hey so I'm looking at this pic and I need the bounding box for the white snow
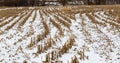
[0,7,120,63]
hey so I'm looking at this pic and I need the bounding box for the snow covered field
[0,5,120,63]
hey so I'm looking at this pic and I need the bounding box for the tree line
[0,0,120,6]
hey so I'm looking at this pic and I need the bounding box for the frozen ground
[0,6,120,63]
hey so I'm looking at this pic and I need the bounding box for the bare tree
[60,0,67,6]
[41,0,45,6]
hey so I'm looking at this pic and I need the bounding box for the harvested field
[0,5,120,63]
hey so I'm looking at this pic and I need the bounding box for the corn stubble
[0,5,120,63]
